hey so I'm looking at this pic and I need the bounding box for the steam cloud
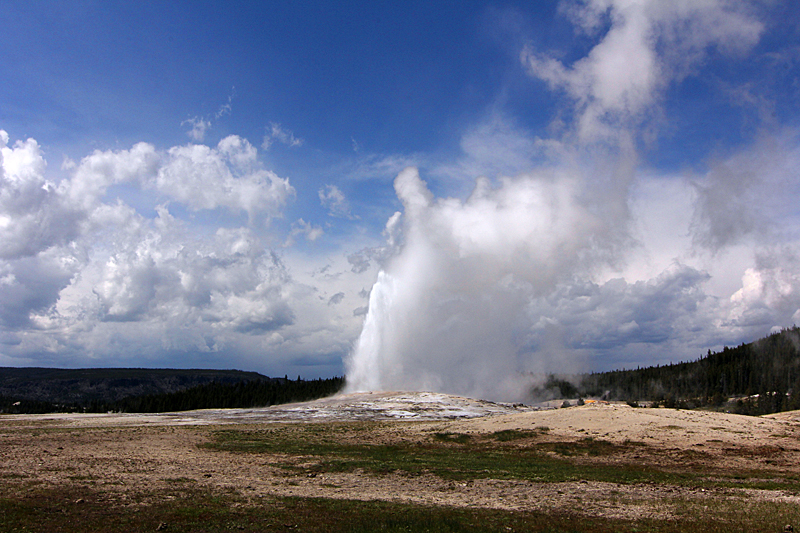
[345,0,768,401]
[345,166,618,400]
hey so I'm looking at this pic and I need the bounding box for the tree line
[557,327,800,415]
[0,375,345,414]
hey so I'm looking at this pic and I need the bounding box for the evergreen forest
[0,375,344,415]
[103,375,345,413]
[541,327,800,415]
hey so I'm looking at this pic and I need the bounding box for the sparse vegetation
[433,431,472,444]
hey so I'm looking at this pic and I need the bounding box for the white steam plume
[345,166,616,401]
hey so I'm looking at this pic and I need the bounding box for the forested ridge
[99,375,345,413]
[0,368,266,404]
[548,327,800,415]
[0,369,344,414]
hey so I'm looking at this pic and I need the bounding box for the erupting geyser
[345,166,614,402]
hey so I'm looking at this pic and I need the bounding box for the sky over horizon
[2,1,800,388]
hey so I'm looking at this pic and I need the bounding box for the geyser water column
[345,166,604,401]
[344,270,400,392]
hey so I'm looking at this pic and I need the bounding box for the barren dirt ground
[2,392,800,524]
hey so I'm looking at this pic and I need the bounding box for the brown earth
[1,392,799,523]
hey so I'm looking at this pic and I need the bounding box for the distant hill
[0,367,268,405]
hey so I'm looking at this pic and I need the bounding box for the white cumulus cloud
[521,0,763,142]
[155,136,294,219]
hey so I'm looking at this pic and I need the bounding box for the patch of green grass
[432,431,471,444]
[707,471,800,493]
[204,426,682,485]
[541,437,621,457]
[491,428,548,441]
[668,496,800,532]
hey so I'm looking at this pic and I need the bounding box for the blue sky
[2,1,800,396]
